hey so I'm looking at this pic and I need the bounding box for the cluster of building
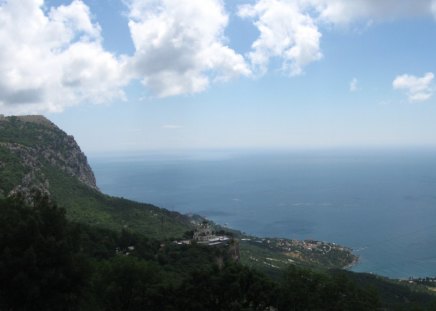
[274,239,333,253]
[174,221,231,246]
[243,237,341,255]
[406,277,436,286]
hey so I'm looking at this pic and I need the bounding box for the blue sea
[89,149,436,279]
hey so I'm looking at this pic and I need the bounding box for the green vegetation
[0,195,88,310]
[2,197,436,310]
[0,116,195,239]
[333,270,436,311]
[0,196,386,310]
[43,165,193,239]
[0,147,27,194]
[0,116,63,149]
[2,115,436,310]
[240,238,357,274]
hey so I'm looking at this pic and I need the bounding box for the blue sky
[1,0,436,153]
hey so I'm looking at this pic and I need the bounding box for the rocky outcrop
[0,115,98,200]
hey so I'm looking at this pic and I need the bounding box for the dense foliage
[1,117,436,310]
[0,195,88,310]
[0,147,26,195]
[0,116,195,239]
[43,165,193,239]
[2,196,433,310]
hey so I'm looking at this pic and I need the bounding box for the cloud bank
[393,72,434,102]
[238,0,322,76]
[126,0,250,97]
[0,0,251,113]
[0,0,127,114]
[1,0,436,114]
[238,0,436,75]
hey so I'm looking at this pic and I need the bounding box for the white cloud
[0,0,250,113]
[303,0,436,25]
[349,78,358,92]
[0,0,127,114]
[238,0,436,76]
[3,0,436,115]
[238,0,322,76]
[126,0,250,97]
[393,72,434,102]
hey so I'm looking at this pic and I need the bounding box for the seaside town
[240,236,358,270]
[173,221,233,247]
[172,220,357,270]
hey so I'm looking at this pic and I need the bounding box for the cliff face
[0,115,98,200]
[0,115,195,238]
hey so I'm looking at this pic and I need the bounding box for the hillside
[0,115,359,269]
[0,115,194,238]
[1,115,436,309]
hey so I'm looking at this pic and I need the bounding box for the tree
[91,256,163,311]
[0,196,88,310]
[278,266,380,311]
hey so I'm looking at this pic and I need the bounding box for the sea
[89,149,436,279]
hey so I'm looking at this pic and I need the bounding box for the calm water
[90,149,436,279]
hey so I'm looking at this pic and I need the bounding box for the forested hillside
[1,115,436,310]
[0,115,194,238]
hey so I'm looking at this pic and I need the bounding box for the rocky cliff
[0,115,98,200]
[0,115,194,238]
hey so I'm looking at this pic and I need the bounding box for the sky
[1,0,436,154]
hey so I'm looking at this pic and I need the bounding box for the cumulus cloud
[238,0,436,76]
[238,0,322,76]
[393,72,434,102]
[3,0,436,114]
[0,0,127,114]
[126,0,250,97]
[1,0,251,113]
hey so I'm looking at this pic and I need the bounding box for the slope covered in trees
[1,115,436,310]
[0,115,195,238]
[0,196,387,311]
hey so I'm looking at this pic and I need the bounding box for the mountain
[0,115,97,195]
[0,115,194,238]
[1,115,436,309]
[0,115,358,269]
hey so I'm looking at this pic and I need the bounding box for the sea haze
[90,149,436,279]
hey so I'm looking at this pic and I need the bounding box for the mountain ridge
[0,115,195,238]
[0,115,97,195]
[0,116,360,269]
[1,115,435,310]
